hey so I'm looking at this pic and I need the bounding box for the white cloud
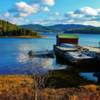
[75,7,98,16]
[18,13,28,17]
[31,18,74,26]
[3,12,10,17]
[8,1,55,17]
[64,7,100,26]
[2,3,100,26]
[10,1,39,17]
[65,12,83,18]
[42,0,55,6]
[55,12,60,16]
[43,6,50,12]
[0,0,55,25]
[0,12,12,22]
[65,7,100,19]
[8,17,30,25]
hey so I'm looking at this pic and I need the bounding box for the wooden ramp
[28,50,54,58]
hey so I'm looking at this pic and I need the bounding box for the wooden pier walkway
[81,46,100,60]
[82,46,100,53]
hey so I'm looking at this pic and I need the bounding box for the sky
[0,0,100,26]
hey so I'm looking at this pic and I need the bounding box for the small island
[0,20,41,38]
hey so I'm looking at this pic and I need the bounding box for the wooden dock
[53,33,100,70]
[81,46,100,60]
[28,50,54,58]
[54,44,96,65]
[82,46,100,53]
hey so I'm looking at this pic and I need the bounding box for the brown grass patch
[0,75,99,100]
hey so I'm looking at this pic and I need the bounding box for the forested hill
[64,27,100,34]
[20,24,100,34]
[0,20,38,37]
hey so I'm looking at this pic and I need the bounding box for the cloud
[31,18,73,26]
[64,7,100,26]
[65,7,100,19]
[65,12,83,18]
[8,0,55,17]
[43,6,50,12]
[0,0,56,25]
[2,3,100,26]
[55,12,60,16]
[8,17,31,25]
[74,7,98,16]
[0,12,11,22]
[3,12,10,17]
[9,1,39,17]
[42,0,55,6]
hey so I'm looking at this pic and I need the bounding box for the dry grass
[0,75,99,100]
[0,75,33,92]
[80,84,97,92]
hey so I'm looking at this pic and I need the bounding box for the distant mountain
[20,24,48,32]
[20,24,98,33]
[64,27,100,34]
[46,24,94,32]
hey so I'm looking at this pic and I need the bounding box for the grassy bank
[0,75,33,91]
[0,66,99,99]
[0,74,99,100]
[0,67,97,90]
[0,35,48,38]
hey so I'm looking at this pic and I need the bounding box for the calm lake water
[0,33,100,81]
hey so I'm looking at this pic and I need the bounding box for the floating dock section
[54,34,97,65]
[28,50,54,58]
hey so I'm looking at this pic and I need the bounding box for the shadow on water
[77,60,100,83]
[56,56,100,83]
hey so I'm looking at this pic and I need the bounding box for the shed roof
[58,34,79,39]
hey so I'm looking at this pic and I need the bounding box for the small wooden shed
[56,34,79,45]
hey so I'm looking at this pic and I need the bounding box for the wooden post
[99,42,100,53]
[56,34,59,45]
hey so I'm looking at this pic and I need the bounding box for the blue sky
[0,0,100,26]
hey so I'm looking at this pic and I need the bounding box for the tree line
[65,27,100,34]
[0,20,38,36]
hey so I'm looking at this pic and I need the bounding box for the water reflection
[16,50,67,74]
[29,58,67,70]
[18,43,34,53]
[17,44,32,64]
[80,73,98,82]
[16,43,67,71]
[17,53,29,63]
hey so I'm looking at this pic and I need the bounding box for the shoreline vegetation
[0,20,43,38]
[0,35,47,38]
[0,73,99,100]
